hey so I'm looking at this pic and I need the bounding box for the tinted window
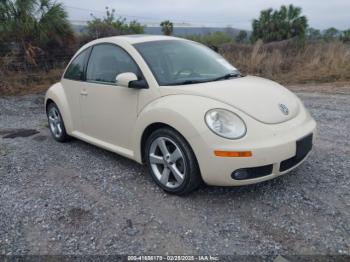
[86,44,140,84]
[64,48,89,80]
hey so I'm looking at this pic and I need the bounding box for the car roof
[92,34,182,45]
[75,35,190,58]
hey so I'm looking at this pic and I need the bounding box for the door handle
[80,90,88,96]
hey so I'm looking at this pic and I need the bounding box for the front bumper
[189,107,317,186]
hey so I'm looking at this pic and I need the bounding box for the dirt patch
[1,128,39,138]
[32,135,48,142]
[66,208,93,227]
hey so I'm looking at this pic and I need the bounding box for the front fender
[45,83,73,134]
[131,94,237,163]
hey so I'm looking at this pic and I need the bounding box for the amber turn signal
[214,150,252,157]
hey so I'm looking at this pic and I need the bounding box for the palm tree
[251,5,308,43]
[0,0,74,64]
[160,20,173,36]
[284,5,308,39]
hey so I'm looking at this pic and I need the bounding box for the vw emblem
[278,103,289,115]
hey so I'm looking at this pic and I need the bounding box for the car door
[80,43,142,155]
[61,47,91,132]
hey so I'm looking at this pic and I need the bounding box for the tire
[145,127,202,195]
[46,102,70,142]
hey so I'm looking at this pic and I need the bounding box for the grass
[0,67,63,96]
[221,39,350,84]
[1,40,350,96]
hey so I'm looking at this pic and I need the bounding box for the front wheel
[145,128,202,195]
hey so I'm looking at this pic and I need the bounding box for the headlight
[205,109,246,139]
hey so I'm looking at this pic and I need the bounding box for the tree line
[1,0,349,66]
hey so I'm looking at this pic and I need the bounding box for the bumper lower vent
[280,133,313,172]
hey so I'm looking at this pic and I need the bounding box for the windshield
[133,40,241,86]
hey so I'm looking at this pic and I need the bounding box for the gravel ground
[0,88,349,256]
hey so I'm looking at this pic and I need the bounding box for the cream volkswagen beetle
[45,35,316,194]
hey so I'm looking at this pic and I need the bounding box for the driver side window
[86,44,140,84]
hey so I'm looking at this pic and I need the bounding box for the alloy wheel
[149,137,186,189]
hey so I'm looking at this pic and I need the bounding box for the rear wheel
[47,102,70,142]
[145,128,202,195]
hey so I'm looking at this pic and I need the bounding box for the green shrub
[86,7,145,39]
[184,31,234,48]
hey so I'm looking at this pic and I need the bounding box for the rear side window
[64,48,89,80]
[86,44,140,84]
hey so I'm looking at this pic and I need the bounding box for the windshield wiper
[167,72,242,86]
[167,79,207,86]
[212,72,241,81]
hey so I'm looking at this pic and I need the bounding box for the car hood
[160,75,300,124]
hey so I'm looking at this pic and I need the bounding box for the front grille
[280,133,313,172]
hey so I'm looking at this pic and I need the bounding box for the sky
[61,0,350,30]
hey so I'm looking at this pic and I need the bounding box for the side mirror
[115,72,148,89]
[115,72,138,87]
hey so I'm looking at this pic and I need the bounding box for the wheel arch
[140,122,178,163]
[132,95,217,165]
[133,110,202,164]
[45,82,73,134]
[45,98,55,111]
[139,121,203,183]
